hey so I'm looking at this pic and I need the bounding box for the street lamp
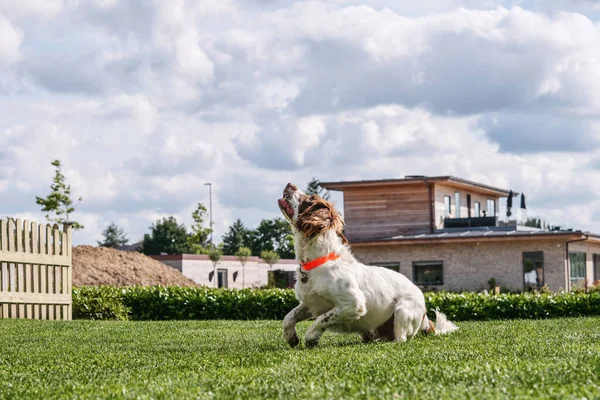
[204,182,213,248]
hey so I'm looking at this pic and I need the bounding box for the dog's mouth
[278,197,294,219]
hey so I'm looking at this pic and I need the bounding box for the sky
[2,0,600,246]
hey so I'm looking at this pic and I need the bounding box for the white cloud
[1,0,600,246]
[0,15,23,64]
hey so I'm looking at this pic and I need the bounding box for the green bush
[72,286,600,321]
[72,286,130,321]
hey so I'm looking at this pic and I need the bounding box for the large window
[569,252,586,289]
[454,192,461,218]
[444,196,451,218]
[523,251,544,290]
[474,201,481,217]
[487,199,496,217]
[595,254,600,282]
[413,261,443,285]
[370,262,400,273]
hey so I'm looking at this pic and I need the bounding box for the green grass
[1,318,599,399]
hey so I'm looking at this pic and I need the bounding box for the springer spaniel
[278,182,458,348]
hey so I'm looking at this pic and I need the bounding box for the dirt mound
[72,245,197,287]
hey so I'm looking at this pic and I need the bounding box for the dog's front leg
[305,300,366,348]
[283,302,312,347]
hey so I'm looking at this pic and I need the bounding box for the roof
[350,229,600,246]
[320,175,516,197]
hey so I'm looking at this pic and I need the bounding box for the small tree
[98,223,129,248]
[222,219,249,255]
[209,246,223,288]
[306,177,330,200]
[236,246,252,289]
[35,159,84,230]
[187,202,212,254]
[260,250,280,268]
[142,216,191,255]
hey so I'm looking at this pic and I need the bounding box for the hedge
[72,286,600,321]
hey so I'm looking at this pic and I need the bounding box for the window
[474,201,481,217]
[569,252,586,289]
[467,194,472,218]
[444,196,451,218]
[523,251,544,290]
[370,262,400,272]
[486,199,496,217]
[454,192,461,218]
[413,261,443,285]
[595,254,600,282]
[217,269,228,288]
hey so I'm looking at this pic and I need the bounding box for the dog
[278,182,458,348]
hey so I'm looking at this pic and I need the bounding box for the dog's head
[278,182,348,244]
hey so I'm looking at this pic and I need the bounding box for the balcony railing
[443,216,498,229]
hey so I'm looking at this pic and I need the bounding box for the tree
[187,203,212,254]
[35,159,84,230]
[306,177,330,200]
[236,246,252,289]
[97,223,129,248]
[209,246,223,288]
[260,250,280,270]
[247,218,295,259]
[222,219,250,255]
[142,216,191,255]
[261,249,281,288]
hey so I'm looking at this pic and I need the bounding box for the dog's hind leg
[283,302,312,348]
[393,303,421,343]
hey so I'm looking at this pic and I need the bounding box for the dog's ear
[296,196,346,242]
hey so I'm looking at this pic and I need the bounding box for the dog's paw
[286,333,300,348]
[305,338,319,348]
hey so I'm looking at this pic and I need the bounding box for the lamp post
[204,182,213,248]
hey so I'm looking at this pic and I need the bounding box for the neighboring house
[150,254,297,289]
[321,175,600,292]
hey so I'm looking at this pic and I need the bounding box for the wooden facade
[342,183,433,241]
[0,218,72,320]
[323,176,511,242]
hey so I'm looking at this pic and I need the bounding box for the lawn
[0,317,599,399]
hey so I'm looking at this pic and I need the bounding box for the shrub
[72,286,600,321]
[72,286,130,320]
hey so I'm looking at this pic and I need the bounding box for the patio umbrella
[520,193,527,209]
[506,190,513,217]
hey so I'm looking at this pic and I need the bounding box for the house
[321,175,600,292]
[151,254,298,289]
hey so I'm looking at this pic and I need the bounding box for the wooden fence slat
[31,222,40,319]
[39,224,48,319]
[23,221,32,318]
[65,224,72,320]
[0,220,6,318]
[61,230,68,319]
[16,220,25,318]
[52,226,60,319]
[8,219,17,318]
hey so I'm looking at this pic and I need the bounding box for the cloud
[2,1,600,246]
[0,15,23,64]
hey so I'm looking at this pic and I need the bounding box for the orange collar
[301,252,340,271]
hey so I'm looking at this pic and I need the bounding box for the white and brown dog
[278,182,458,348]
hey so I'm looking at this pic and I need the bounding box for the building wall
[342,184,431,241]
[153,255,298,289]
[353,238,568,292]
[567,241,600,289]
[434,184,500,229]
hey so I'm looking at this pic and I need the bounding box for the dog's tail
[421,309,459,335]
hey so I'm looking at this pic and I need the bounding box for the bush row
[72,286,600,321]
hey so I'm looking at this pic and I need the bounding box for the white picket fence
[0,218,72,320]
